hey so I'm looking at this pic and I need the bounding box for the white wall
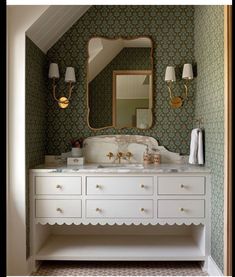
[7,6,49,275]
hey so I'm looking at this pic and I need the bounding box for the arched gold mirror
[87,37,153,130]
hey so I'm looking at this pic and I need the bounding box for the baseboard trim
[207,256,223,276]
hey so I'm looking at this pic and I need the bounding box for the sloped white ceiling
[26,5,91,53]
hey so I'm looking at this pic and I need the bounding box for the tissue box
[67,157,85,165]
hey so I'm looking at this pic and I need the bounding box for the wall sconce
[48,63,76,109]
[165,63,193,108]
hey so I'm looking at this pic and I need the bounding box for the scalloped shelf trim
[35,219,205,226]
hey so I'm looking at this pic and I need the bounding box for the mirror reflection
[87,37,153,129]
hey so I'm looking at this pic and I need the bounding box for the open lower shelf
[36,235,205,261]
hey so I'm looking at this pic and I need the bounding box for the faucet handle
[125,152,133,160]
[117,152,123,157]
[106,152,114,160]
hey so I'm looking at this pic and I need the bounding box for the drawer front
[36,199,82,218]
[86,177,153,195]
[35,176,82,195]
[86,200,153,218]
[158,200,205,218]
[158,176,205,195]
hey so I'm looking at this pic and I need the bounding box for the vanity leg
[201,258,208,273]
[31,259,41,273]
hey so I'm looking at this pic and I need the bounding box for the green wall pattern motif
[26,37,48,257]
[194,6,224,272]
[89,47,151,128]
[46,5,195,155]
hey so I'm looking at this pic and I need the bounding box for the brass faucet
[125,152,133,160]
[116,152,124,164]
[106,151,133,164]
[106,152,114,160]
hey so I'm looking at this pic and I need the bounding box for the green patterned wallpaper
[194,6,224,272]
[89,47,151,128]
[46,5,195,155]
[25,37,48,257]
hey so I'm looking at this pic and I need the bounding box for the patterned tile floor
[31,261,208,276]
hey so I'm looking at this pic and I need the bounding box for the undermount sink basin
[97,163,144,169]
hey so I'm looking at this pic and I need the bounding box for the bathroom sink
[97,163,144,169]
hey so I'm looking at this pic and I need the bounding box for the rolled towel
[198,129,204,165]
[189,128,199,164]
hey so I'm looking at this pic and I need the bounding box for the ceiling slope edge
[26,5,91,54]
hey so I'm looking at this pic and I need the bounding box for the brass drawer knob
[56,185,62,189]
[96,184,101,189]
[141,184,145,188]
[140,208,145,212]
[179,207,184,212]
[96,208,101,212]
[180,184,184,188]
[56,208,63,213]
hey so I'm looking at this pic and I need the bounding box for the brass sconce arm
[166,81,174,100]
[182,80,189,100]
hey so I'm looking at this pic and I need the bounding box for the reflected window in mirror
[113,71,152,129]
[87,37,153,130]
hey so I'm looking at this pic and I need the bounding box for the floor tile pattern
[32,261,208,276]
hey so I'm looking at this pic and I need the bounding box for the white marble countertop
[30,163,211,174]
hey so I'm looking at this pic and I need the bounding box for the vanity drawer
[158,200,204,218]
[35,199,82,218]
[158,177,205,195]
[86,176,153,195]
[86,200,153,218]
[35,176,82,195]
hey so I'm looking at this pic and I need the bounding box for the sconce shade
[165,66,176,82]
[65,67,76,83]
[48,63,59,79]
[182,63,193,79]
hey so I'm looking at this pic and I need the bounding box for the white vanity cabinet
[30,168,211,272]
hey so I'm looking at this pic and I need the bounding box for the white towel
[189,128,204,165]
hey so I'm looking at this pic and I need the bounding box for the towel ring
[195,118,203,128]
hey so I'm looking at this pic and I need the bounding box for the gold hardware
[96,184,101,189]
[96,208,101,212]
[140,208,145,212]
[180,184,184,188]
[56,208,63,213]
[179,208,184,212]
[56,185,62,189]
[141,184,145,188]
[116,152,123,164]
[169,95,183,109]
[125,152,133,160]
[52,78,74,109]
[106,152,114,160]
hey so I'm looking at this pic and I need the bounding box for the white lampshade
[65,67,76,83]
[48,63,59,79]
[165,66,176,82]
[182,63,193,79]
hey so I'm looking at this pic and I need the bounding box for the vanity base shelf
[36,235,205,261]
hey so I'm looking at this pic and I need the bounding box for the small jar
[153,151,161,165]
